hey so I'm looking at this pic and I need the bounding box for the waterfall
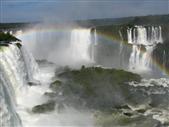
[94,28,97,46]
[127,26,163,71]
[0,43,40,127]
[17,28,95,65]
[119,30,124,55]
[70,29,92,62]
[20,45,39,82]
[91,28,97,62]
[119,30,124,67]
[163,50,166,74]
[0,73,21,127]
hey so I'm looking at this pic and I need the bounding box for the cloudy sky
[0,0,169,23]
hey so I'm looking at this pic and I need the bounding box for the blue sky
[0,0,169,23]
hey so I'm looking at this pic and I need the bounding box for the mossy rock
[15,43,22,49]
[32,101,55,114]
[57,66,141,110]
[50,80,62,91]
[44,92,58,98]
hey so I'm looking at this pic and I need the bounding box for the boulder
[32,101,55,114]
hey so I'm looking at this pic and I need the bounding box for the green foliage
[50,80,62,91]
[0,32,21,42]
[57,67,141,110]
[128,14,169,25]
[0,23,28,30]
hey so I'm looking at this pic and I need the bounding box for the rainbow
[15,27,169,77]
[98,31,169,77]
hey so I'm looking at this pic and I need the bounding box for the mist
[15,24,95,68]
[1,0,169,126]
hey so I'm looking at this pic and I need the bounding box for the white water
[16,28,95,67]
[119,30,124,55]
[0,43,94,127]
[16,51,95,127]
[129,78,169,124]
[0,73,21,127]
[69,29,92,62]
[13,28,97,126]
[163,50,167,75]
[4,26,168,126]
[127,26,163,72]
[91,28,97,62]
[20,45,39,82]
[93,28,97,46]
[0,43,39,127]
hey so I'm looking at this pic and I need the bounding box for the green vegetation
[55,66,141,110]
[0,23,33,31]
[0,32,21,42]
[77,14,169,27]
[127,14,169,26]
[50,80,62,91]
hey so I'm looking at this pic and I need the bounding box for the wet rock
[50,80,62,91]
[36,59,55,65]
[32,101,55,114]
[28,80,41,86]
[136,109,146,114]
[115,105,131,110]
[123,112,133,117]
[15,43,22,49]
[44,92,58,98]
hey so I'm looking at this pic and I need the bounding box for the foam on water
[129,78,169,88]
[129,77,169,125]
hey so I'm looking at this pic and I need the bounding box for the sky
[0,0,169,23]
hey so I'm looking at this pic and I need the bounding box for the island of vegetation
[31,66,169,126]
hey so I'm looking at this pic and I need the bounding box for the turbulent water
[2,28,96,127]
[0,43,39,127]
[127,26,163,72]
[1,26,169,127]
